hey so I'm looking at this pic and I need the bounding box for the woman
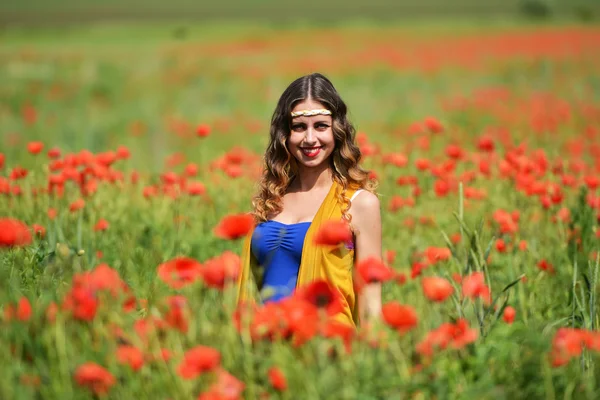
[236,73,382,327]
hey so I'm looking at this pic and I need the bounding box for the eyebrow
[291,120,331,126]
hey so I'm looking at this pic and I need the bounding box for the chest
[269,189,330,224]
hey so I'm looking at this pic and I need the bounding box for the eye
[291,124,306,132]
[315,123,330,130]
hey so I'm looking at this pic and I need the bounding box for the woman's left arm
[350,191,383,323]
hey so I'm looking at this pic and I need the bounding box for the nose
[303,126,317,145]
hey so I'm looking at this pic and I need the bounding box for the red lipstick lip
[300,146,322,149]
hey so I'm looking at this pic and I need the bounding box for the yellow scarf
[236,180,360,327]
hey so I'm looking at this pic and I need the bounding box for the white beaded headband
[290,109,332,118]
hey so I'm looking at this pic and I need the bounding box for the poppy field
[1,22,600,399]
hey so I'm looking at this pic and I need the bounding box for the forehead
[291,99,332,122]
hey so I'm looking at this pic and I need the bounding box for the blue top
[251,220,311,303]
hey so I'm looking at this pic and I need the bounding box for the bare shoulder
[349,190,381,222]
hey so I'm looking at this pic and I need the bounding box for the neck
[292,163,334,192]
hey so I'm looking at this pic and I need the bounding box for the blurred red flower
[32,224,46,238]
[201,251,240,290]
[116,145,130,160]
[382,301,418,333]
[503,306,516,324]
[178,345,221,379]
[196,123,211,138]
[297,280,343,317]
[199,368,245,400]
[187,181,206,196]
[356,256,394,284]
[116,345,144,371]
[164,295,189,333]
[47,147,61,159]
[422,277,454,302]
[537,259,555,274]
[9,166,28,181]
[74,362,115,395]
[17,297,32,321]
[424,247,451,265]
[461,272,491,304]
[416,318,478,357]
[424,116,444,133]
[313,220,352,246]
[550,328,600,367]
[69,198,85,213]
[214,213,254,240]
[157,257,203,289]
[27,141,44,155]
[94,219,109,232]
[0,218,32,248]
[268,366,288,391]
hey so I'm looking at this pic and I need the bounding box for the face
[287,98,335,170]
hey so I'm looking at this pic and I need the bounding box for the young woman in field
[236,73,382,327]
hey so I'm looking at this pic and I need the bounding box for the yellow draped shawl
[236,180,360,327]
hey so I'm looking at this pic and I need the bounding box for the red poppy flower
[433,179,451,197]
[549,328,596,367]
[296,280,343,317]
[93,219,109,232]
[424,247,451,265]
[445,144,464,160]
[461,272,491,304]
[0,153,4,169]
[225,164,243,178]
[415,158,430,171]
[27,141,44,155]
[17,297,32,321]
[9,166,28,181]
[477,135,495,152]
[116,345,144,371]
[163,295,189,333]
[356,256,394,284]
[424,116,444,133]
[196,124,211,138]
[279,296,319,344]
[74,362,115,395]
[416,318,478,357]
[321,318,356,353]
[503,306,516,324]
[201,251,240,290]
[381,301,418,333]
[537,259,555,274]
[69,198,85,213]
[214,213,254,240]
[313,220,352,246]
[187,181,206,196]
[116,145,130,160]
[157,257,203,289]
[199,368,245,400]
[47,147,61,159]
[31,224,45,238]
[0,218,32,247]
[178,345,221,379]
[422,277,454,302]
[268,366,288,391]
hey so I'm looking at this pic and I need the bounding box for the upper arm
[349,191,382,263]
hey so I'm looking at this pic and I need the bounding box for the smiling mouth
[300,146,322,157]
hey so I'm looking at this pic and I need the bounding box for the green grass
[0,20,599,399]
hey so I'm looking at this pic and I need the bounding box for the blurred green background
[1,0,598,25]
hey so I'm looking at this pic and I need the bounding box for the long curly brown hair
[251,73,378,227]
